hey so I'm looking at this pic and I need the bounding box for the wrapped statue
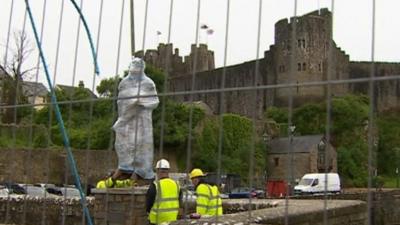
[108,57,159,186]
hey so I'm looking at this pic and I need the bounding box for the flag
[156,31,162,35]
[200,24,208,29]
[207,29,214,35]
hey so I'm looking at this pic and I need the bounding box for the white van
[294,173,341,195]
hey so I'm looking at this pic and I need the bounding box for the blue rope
[69,0,100,75]
[24,1,93,225]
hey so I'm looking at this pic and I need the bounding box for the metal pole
[396,168,399,188]
[130,0,135,56]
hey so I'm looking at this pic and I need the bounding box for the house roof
[56,83,97,98]
[269,134,324,154]
[22,81,49,97]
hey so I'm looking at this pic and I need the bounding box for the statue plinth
[92,186,149,225]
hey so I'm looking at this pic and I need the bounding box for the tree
[0,31,36,123]
[193,114,266,182]
[96,76,121,98]
[96,65,165,98]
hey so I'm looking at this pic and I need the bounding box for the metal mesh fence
[0,0,399,225]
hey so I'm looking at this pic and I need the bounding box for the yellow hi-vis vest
[196,183,223,216]
[96,178,134,189]
[149,178,180,224]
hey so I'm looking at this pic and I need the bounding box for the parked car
[182,190,197,202]
[22,185,58,198]
[0,186,9,197]
[228,187,258,199]
[0,182,26,195]
[34,183,63,196]
[59,187,82,199]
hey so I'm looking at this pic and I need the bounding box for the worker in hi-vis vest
[146,159,182,225]
[190,168,223,217]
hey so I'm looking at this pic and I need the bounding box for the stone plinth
[92,187,148,225]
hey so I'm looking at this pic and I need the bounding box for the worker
[96,178,134,189]
[96,170,134,188]
[146,159,181,225]
[190,168,223,217]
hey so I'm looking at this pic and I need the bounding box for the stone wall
[293,189,400,225]
[350,61,400,111]
[2,189,400,225]
[0,148,117,185]
[171,199,367,225]
[169,58,269,118]
[0,148,181,186]
[0,197,93,225]
[267,152,311,180]
[92,188,148,225]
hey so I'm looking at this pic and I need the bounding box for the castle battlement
[134,43,215,77]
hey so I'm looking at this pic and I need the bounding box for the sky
[0,0,399,93]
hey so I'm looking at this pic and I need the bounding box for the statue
[109,57,159,185]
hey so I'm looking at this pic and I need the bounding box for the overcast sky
[0,0,399,92]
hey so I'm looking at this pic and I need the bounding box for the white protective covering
[112,58,159,179]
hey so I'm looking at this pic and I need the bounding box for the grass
[382,176,400,188]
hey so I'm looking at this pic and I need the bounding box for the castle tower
[272,8,349,105]
[184,44,215,74]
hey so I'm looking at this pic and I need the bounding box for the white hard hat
[156,159,170,169]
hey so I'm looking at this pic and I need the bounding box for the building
[267,134,337,181]
[134,43,215,77]
[135,9,400,118]
[22,81,49,109]
[56,80,97,99]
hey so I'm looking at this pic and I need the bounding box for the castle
[137,9,400,118]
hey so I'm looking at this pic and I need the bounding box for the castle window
[302,63,306,71]
[297,63,301,71]
[274,157,280,167]
[279,65,285,73]
[298,39,306,48]
[318,63,322,71]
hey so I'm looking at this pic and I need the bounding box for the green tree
[377,112,400,176]
[153,100,205,148]
[96,76,121,98]
[95,64,165,98]
[293,103,325,135]
[193,114,266,182]
[265,106,288,123]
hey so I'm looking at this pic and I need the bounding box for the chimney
[78,80,84,88]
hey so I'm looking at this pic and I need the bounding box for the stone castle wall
[135,43,215,77]
[169,58,269,118]
[0,148,117,185]
[349,61,400,111]
[161,9,400,118]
